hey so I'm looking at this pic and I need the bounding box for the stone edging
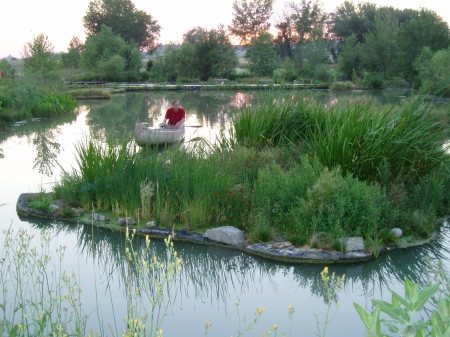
[16,193,432,265]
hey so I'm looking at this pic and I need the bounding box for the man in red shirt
[160,99,186,129]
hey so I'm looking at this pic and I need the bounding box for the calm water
[1,89,449,336]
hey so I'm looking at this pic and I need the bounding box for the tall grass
[233,96,450,184]
[309,99,449,183]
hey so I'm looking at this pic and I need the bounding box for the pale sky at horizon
[1,0,449,59]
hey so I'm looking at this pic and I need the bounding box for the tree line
[11,0,450,93]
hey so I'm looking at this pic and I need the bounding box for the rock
[270,241,293,249]
[391,228,403,238]
[92,213,110,222]
[49,204,59,212]
[339,237,365,252]
[146,221,156,227]
[118,217,136,226]
[71,207,84,217]
[204,226,245,245]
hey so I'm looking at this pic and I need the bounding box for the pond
[1,88,449,336]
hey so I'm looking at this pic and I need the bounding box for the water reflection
[0,112,77,175]
[21,214,450,309]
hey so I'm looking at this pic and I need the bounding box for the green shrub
[27,193,55,212]
[362,72,384,89]
[295,167,389,237]
[250,217,274,242]
[252,157,319,233]
[287,234,309,247]
[31,93,77,118]
[329,81,354,91]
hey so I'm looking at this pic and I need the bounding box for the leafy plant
[354,278,441,336]
[27,192,55,212]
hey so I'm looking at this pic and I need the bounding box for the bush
[295,167,390,237]
[362,72,384,89]
[252,157,320,233]
[329,81,354,91]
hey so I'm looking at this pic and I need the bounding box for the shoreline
[16,192,437,265]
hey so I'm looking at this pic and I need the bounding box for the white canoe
[135,123,185,146]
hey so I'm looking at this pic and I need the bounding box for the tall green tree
[336,34,363,80]
[246,32,278,76]
[288,0,326,67]
[300,27,331,80]
[415,47,450,96]
[331,1,377,42]
[183,25,238,81]
[61,36,83,68]
[21,33,59,79]
[229,0,274,44]
[361,14,399,76]
[396,9,450,81]
[80,25,141,81]
[149,44,196,82]
[83,0,161,53]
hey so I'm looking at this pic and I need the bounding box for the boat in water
[135,123,185,146]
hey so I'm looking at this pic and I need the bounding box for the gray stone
[270,241,293,249]
[204,226,245,245]
[391,228,403,238]
[146,221,156,227]
[339,237,365,252]
[92,213,110,222]
[118,217,136,226]
[71,207,84,217]
[49,204,59,212]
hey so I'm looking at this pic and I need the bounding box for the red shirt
[165,107,186,125]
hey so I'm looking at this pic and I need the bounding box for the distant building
[5,55,18,61]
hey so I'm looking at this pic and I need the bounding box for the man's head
[172,99,180,111]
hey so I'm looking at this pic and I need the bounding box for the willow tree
[228,0,274,44]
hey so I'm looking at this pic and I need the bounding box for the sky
[1,0,449,59]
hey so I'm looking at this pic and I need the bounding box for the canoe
[135,123,185,146]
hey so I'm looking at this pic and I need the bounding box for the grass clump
[27,192,55,212]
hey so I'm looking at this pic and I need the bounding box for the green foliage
[83,0,161,54]
[252,159,319,233]
[27,193,55,212]
[81,25,142,81]
[330,81,354,91]
[149,43,197,82]
[183,25,238,81]
[0,59,13,78]
[22,33,59,79]
[354,278,442,337]
[245,32,278,77]
[297,28,331,79]
[396,9,450,82]
[416,47,450,97]
[31,93,77,118]
[295,167,388,237]
[61,36,83,68]
[337,34,363,80]
[309,98,448,182]
[287,234,309,247]
[229,0,274,44]
[249,217,274,242]
[361,14,399,77]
